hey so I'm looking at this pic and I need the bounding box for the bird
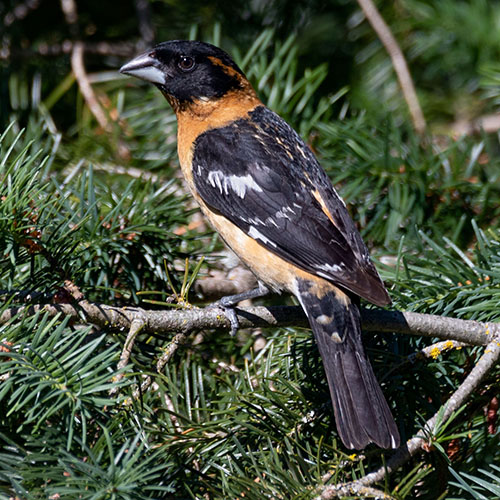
[120,40,400,450]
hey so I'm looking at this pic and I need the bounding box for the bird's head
[120,40,256,112]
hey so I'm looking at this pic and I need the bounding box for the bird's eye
[178,56,195,71]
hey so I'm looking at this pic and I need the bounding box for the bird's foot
[208,284,270,336]
[209,297,241,336]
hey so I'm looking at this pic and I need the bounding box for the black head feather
[120,40,247,105]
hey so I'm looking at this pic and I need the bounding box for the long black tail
[296,279,400,449]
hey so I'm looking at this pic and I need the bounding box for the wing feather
[192,106,390,306]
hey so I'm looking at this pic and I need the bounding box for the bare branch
[70,43,130,158]
[110,313,147,395]
[318,339,500,498]
[361,309,494,346]
[357,0,426,134]
[195,266,258,300]
[452,112,500,136]
[2,288,498,490]
[418,339,467,359]
[71,41,110,132]
[317,483,396,499]
[133,331,192,396]
[0,302,496,347]
[118,315,147,371]
[0,40,143,61]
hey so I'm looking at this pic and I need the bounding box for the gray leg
[213,283,270,335]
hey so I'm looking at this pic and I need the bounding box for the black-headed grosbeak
[120,40,400,450]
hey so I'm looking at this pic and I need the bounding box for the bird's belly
[176,154,322,294]
[197,202,317,294]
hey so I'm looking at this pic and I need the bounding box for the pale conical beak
[119,51,166,86]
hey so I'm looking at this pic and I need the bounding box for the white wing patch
[265,217,279,227]
[318,263,343,273]
[248,226,277,247]
[316,263,345,280]
[206,170,263,198]
[246,216,279,228]
[229,174,263,198]
[275,206,296,219]
[207,169,225,193]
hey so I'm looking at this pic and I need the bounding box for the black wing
[192,105,390,306]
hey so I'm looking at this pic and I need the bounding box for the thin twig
[0,40,143,61]
[133,331,191,396]
[71,41,110,132]
[157,332,191,370]
[318,339,500,498]
[318,483,397,499]
[110,314,147,395]
[418,339,467,359]
[452,113,500,136]
[381,339,467,383]
[357,0,426,134]
[70,42,130,158]
[118,315,147,370]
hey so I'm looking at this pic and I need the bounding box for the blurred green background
[1,1,500,498]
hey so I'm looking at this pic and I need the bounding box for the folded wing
[191,105,390,306]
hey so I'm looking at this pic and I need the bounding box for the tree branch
[0,40,143,61]
[357,0,426,134]
[317,338,500,498]
[318,483,397,499]
[360,309,494,346]
[2,290,499,491]
[452,112,500,136]
[0,301,496,346]
[71,41,110,132]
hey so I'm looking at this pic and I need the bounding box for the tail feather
[296,279,400,450]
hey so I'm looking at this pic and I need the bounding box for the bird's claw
[207,284,270,336]
[210,299,240,336]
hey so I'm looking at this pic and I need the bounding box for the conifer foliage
[1,1,500,498]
